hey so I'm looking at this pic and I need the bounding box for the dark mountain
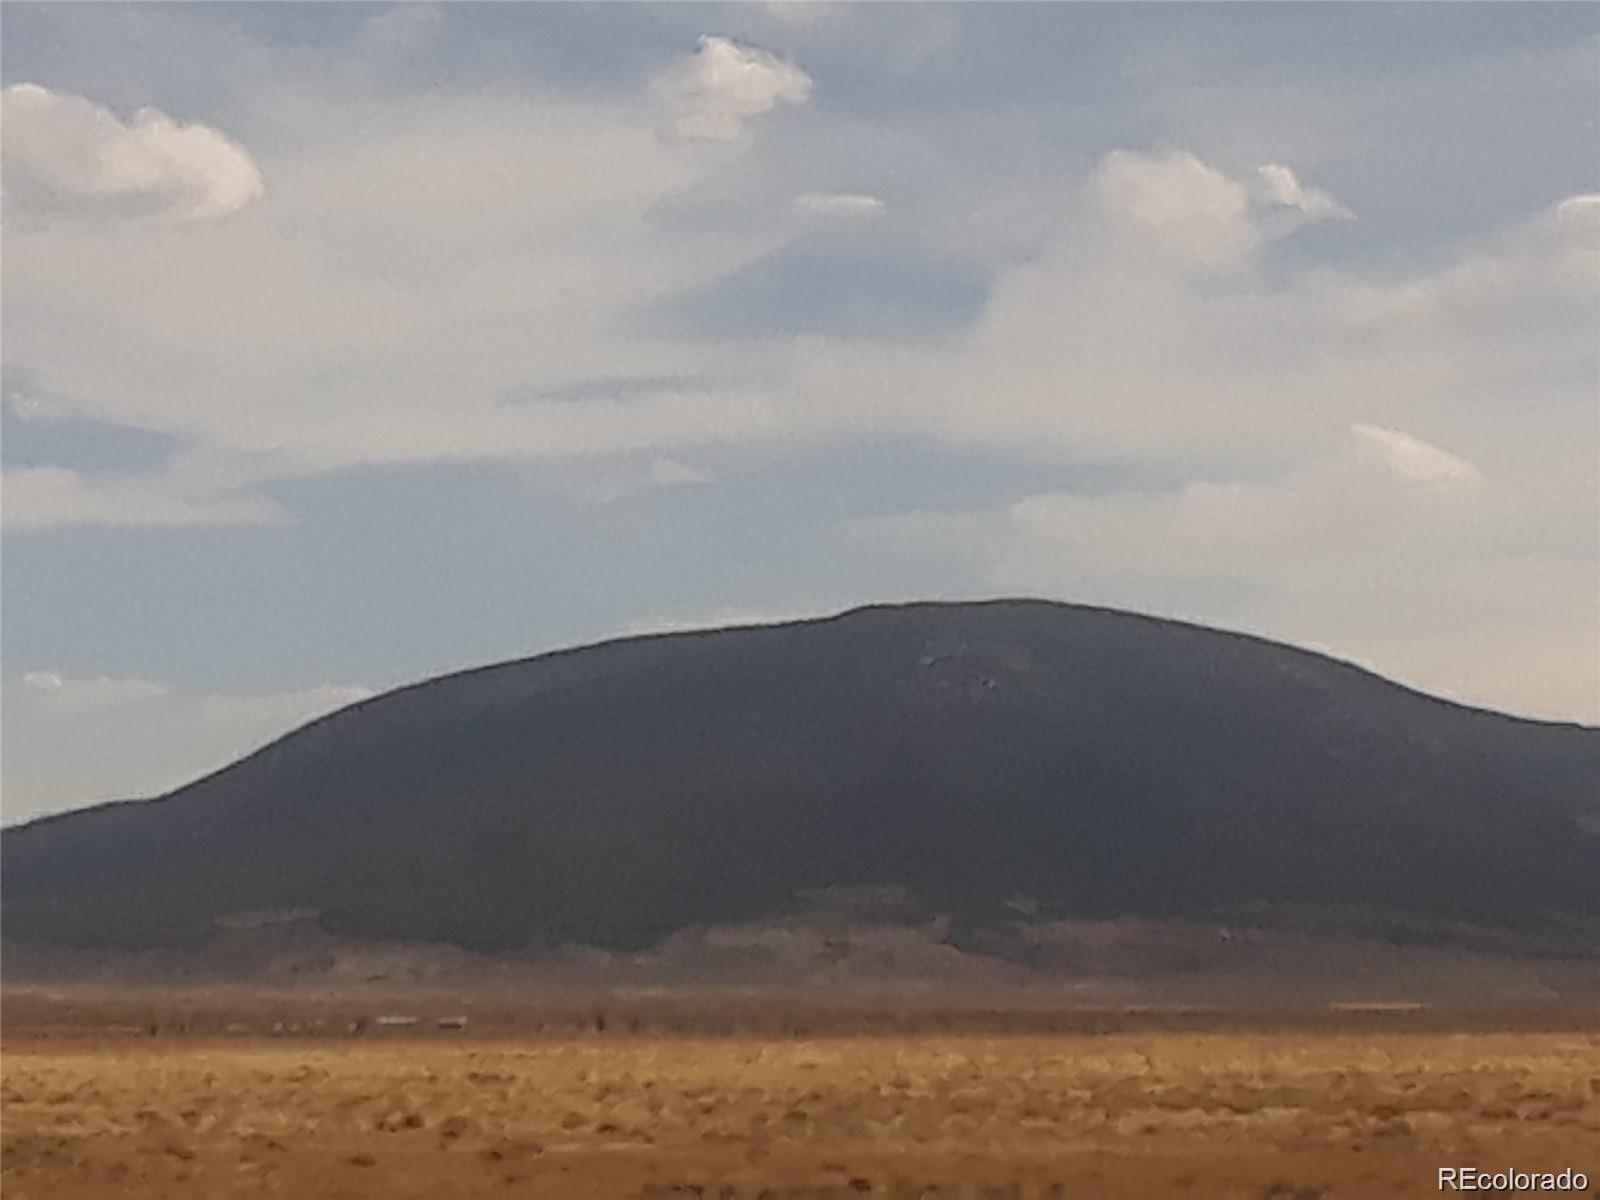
[4,601,1597,956]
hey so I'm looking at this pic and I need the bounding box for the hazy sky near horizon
[3,3,1597,822]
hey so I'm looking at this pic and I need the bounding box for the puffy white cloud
[764,148,1591,486]
[1092,149,1258,269]
[1,83,263,221]
[1,466,288,531]
[1,75,810,487]
[1090,150,1352,270]
[1252,163,1354,222]
[656,35,813,141]
[794,191,886,217]
[1352,423,1480,485]
[1555,192,1600,226]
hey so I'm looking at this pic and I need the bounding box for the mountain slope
[4,601,1597,954]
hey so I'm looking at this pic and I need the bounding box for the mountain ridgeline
[4,601,1597,957]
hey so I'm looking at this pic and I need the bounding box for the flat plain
[4,1008,1598,1199]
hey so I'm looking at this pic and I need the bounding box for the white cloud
[764,149,1593,485]
[6,139,1584,501]
[20,671,170,712]
[656,35,813,141]
[794,191,886,217]
[1252,163,1354,222]
[1,83,263,222]
[1092,149,1258,269]
[1555,192,1600,225]
[1089,151,1353,271]
[2,82,800,486]
[1352,423,1480,485]
[1,466,288,531]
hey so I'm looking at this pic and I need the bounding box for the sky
[2,3,1597,824]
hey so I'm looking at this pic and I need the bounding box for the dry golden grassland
[4,1028,1597,1199]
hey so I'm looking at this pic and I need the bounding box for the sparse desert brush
[4,1029,1597,1199]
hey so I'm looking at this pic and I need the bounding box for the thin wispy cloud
[794,191,886,217]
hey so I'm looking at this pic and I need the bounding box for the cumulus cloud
[2,83,797,484]
[1352,423,1480,485]
[1092,149,1258,269]
[1252,163,1354,223]
[1,467,288,531]
[765,148,1591,479]
[656,35,813,141]
[794,191,886,217]
[1555,193,1600,226]
[1090,151,1353,270]
[1,83,263,221]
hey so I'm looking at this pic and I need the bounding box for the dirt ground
[4,1021,1597,1199]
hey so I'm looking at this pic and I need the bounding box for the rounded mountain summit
[5,601,1597,955]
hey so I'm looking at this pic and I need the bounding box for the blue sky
[3,3,1597,821]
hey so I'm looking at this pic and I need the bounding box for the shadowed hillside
[4,601,1597,955]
